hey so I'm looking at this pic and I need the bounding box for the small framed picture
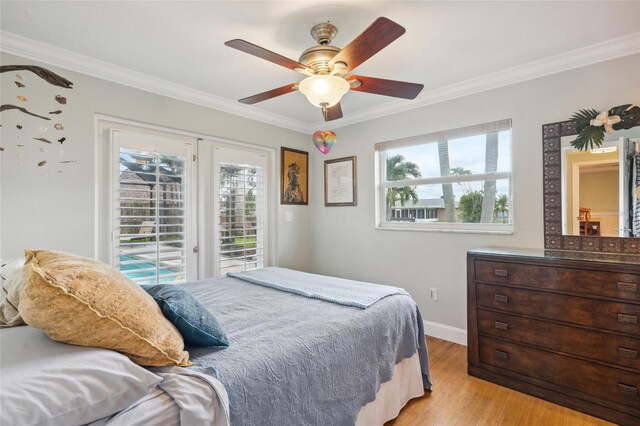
[324,156,357,207]
[281,147,309,205]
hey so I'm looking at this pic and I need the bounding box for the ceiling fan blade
[323,103,343,122]
[329,17,405,73]
[238,83,298,105]
[347,76,423,99]
[225,39,310,74]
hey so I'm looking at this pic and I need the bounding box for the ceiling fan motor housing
[299,44,340,74]
[299,22,343,74]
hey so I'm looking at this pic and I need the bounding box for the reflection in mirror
[561,127,640,238]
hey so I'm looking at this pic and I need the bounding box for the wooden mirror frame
[542,120,640,255]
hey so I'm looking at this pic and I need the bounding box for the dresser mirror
[543,121,640,254]
[561,127,640,237]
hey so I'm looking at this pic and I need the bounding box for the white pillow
[0,326,163,426]
[0,258,26,327]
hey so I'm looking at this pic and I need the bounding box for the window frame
[374,119,514,234]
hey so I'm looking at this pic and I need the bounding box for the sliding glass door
[200,142,269,278]
[110,129,197,284]
[103,121,273,283]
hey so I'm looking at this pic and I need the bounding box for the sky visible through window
[387,131,510,200]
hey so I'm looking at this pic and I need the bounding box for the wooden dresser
[467,247,640,425]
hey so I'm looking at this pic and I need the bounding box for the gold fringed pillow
[19,250,191,367]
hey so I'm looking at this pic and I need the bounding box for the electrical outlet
[430,288,438,301]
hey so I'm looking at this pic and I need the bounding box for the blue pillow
[142,285,229,348]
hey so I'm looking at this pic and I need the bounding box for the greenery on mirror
[570,104,640,151]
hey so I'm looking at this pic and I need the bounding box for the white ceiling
[1,1,639,132]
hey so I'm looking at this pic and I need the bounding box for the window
[110,129,196,284]
[215,150,267,276]
[375,119,512,233]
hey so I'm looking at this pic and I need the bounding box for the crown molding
[0,31,310,134]
[312,31,640,130]
[2,30,639,134]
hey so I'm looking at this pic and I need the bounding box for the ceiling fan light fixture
[298,75,350,108]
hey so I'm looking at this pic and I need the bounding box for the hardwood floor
[387,337,614,426]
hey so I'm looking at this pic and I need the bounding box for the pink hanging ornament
[312,130,337,154]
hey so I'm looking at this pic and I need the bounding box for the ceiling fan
[225,17,424,122]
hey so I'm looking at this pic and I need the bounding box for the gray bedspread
[228,267,409,308]
[184,273,431,426]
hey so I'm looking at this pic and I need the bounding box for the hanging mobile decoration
[58,149,64,174]
[38,147,48,177]
[15,124,23,165]
[1,66,73,88]
[1,65,75,173]
[1,104,50,120]
[570,104,640,151]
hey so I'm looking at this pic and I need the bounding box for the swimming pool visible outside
[119,255,181,285]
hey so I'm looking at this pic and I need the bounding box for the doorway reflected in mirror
[561,128,640,238]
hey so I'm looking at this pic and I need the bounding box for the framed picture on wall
[324,156,357,207]
[281,147,309,205]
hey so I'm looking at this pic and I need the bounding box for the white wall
[309,54,640,334]
[3,50,639,338]
[0,53,313,272]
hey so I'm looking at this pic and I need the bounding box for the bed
[1,268,431,426]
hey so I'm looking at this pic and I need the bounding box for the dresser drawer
[477,283,640,335]
[479,336,640,410]
[478,310,640,370]
[475,260,640,302]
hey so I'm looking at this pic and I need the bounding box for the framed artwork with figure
[281,147,309,205]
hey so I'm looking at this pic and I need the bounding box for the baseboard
[423,320,467,346]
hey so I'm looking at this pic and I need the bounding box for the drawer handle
[618,314,638,325]
[494,321,509,331]
[617,282,638,293]
[618,383,638,397]
[494,350,509,360]
[494,294,509,303]
[618,347,638,359]
[494,268,508,277]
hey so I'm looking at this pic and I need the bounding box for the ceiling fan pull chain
[321,103,329,124]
